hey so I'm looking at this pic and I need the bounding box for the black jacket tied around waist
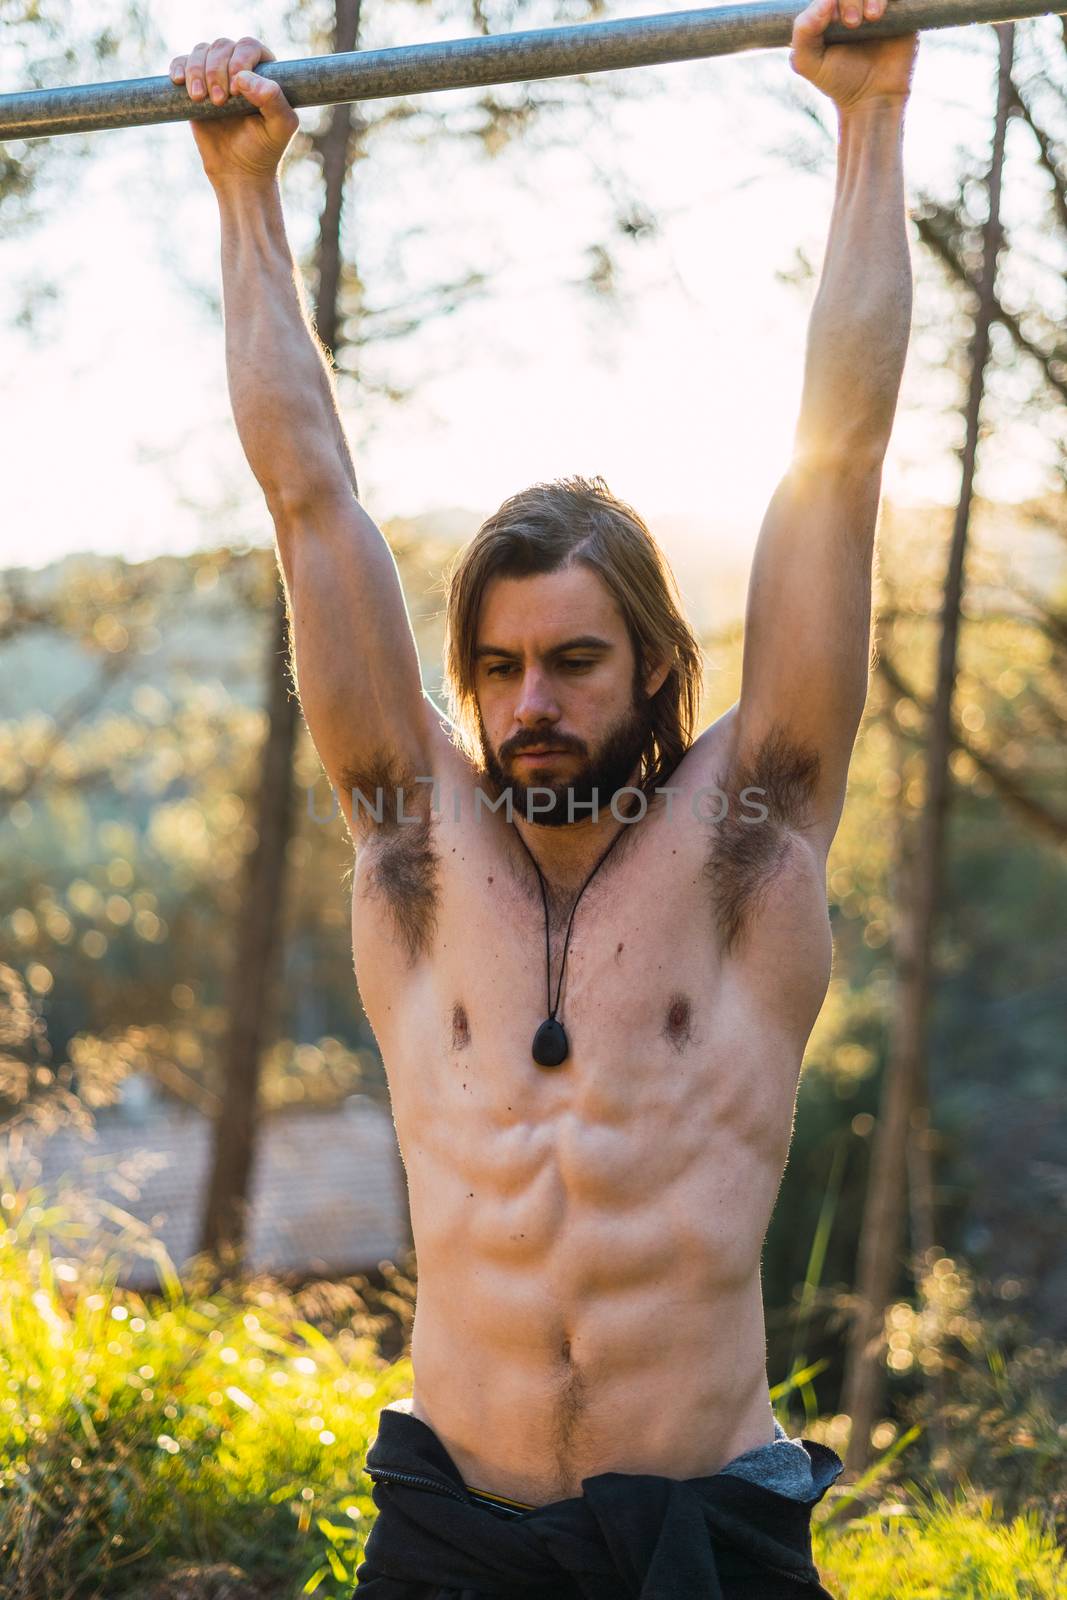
[353,1405,844,1599]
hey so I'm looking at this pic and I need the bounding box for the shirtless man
[173,0,915,1591]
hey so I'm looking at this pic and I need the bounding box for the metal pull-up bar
[0,0,1056,143]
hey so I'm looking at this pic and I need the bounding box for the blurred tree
[0,543,436,1119]
[872,10,1067,1402]
[0,0,154,321]
[842,23,1016,1476]
[767,12,1067,1447]
[902,17,1067,843]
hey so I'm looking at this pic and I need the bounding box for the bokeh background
[1,1,1065,1595]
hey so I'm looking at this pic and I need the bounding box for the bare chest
[352,787,718,1060]
[350,770,830,1122]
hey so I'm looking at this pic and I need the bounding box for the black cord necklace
[511,816,630,1068]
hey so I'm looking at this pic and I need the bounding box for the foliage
[766,1113,1067,1529]
[813,1492,1066,1600]
[279,0,650,341]
[0,0,156,317]
[0,549,378,1124]
[0,962,129,1140]
[0,1185,414,1600]
[892,1254,1067,1525]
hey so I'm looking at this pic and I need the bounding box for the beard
[478,684,654,829]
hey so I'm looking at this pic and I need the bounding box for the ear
[643,655,671,699]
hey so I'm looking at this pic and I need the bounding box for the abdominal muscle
[408,1272,777,1508]
[393,1066,793,1508]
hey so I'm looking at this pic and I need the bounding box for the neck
[512,765,644,890]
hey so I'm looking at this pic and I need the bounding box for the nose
[513,664,561,729]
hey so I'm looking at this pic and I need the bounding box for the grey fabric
[717,1418,832,1504]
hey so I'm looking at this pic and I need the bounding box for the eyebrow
[474,635,613,662]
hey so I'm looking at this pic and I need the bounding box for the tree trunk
[199,595,301,1270]
[199,0,364,1273]
[840,22,1015,1475]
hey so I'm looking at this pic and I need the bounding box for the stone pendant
[532,1017,569,1068]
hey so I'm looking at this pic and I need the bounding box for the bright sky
[1,2,1057,596]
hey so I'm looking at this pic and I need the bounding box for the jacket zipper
[365,1466,469,1504]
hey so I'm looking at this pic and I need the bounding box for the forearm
[214,177,358,512]
[794,98,912,467]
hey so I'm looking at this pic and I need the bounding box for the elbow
[788,433,889,484]
[268,475,357,528]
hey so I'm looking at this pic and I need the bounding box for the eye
[561,659,594,671]
[486,663,516,678]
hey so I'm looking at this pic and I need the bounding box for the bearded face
[477,674,652,828]
[470,564,669,828]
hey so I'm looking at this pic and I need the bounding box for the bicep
[275,488,441,827]
[737,456,883,845]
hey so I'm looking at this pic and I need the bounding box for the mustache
[503,738,584,758]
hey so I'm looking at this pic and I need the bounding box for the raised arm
[728,0,917,855]
[171,37,442,832]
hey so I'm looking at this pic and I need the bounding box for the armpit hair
[337,746,431,832]
[704,724,821,955]
[338,746,440,964]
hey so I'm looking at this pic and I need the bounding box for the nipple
[665,993,692,1050]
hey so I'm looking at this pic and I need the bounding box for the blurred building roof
[14,1079,409,1289]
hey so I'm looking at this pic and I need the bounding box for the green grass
[1,1181,1064,1599]
[0,1181,410,1598]
[813,1495,1066,1598]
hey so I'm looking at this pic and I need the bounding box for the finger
[229,36,273,87]
[863,0,887,17]
[205,37,236,104]
[790,0,834,70]
[792,0,834,45]
[169,54,187,84]
[230,69,299,135]
[185,42,209,100]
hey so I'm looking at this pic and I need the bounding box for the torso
[349,709,833,1506]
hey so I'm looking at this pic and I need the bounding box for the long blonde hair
[443,476,704,795]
